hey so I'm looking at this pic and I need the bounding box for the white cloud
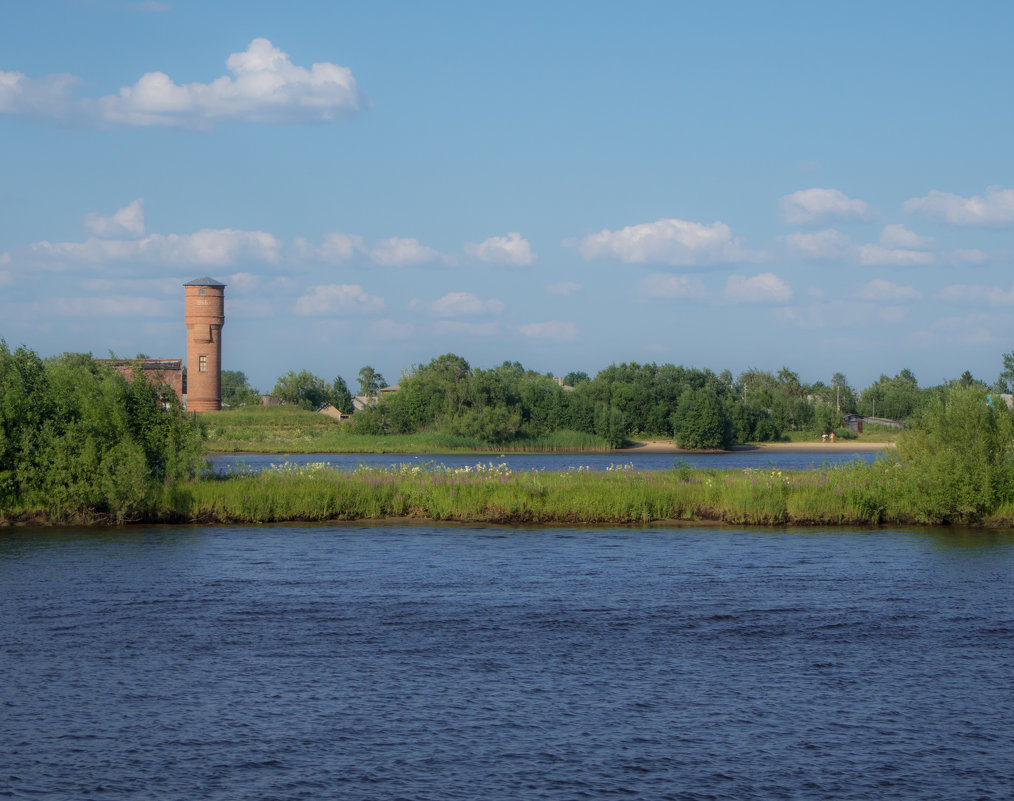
[293,284,384,315]
[293,232,365,264]
[411,291,503,317]
[637,273,707,300]
[369,237,439,266]
[227,271,260,293]
[568,218,760,266]
[28,228,281,267]
[783,229,932,266]
[434,320,499,337]
[723,273,792,304]
[855,279,923,302]
[858,244,933,266]
[879,224,931,249]
[547,281,581,296]
[939,283,1014,306]
[780,188,872,225]
[947,249,989,265]
[781,228,855,261]
[776,300,907,329]
[0,70,81,122]
[84,198,146,239]
[464,232,534,265]
[903,186,1014,227]
[1,39,364,128]
[519,320,578,340]
[0,252,10,265]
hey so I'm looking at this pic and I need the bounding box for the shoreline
[618,440,894,454]
[205,440,895,457]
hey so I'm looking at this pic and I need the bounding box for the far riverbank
[619,440,894,454]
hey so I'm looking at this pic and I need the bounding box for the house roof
[183,276,226,287]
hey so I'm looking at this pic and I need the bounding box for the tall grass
[10,457,1010,528]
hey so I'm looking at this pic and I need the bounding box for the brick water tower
[184,276,226,411]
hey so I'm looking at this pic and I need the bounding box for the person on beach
[822,433,827,442]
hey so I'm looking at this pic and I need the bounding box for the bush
[892,387,1014,522]
[0,344,204,520]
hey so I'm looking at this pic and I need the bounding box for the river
[2,524,1012,800]
[209,448,880,475]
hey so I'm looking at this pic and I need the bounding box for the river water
[2,525,1012,800]
[209,449,880,475]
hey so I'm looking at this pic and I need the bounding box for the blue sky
[3,1,1014,393]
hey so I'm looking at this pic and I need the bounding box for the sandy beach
[619,440,894,454]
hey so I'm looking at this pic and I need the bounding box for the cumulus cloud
[903,186,1014,227]
[369,237,439,266]
[939,283,1014,306]
[547,281,582,296]
[855,279,923,302]
[780,188,872,225]
[227,271,261,293]
[637,273,707,300]
[781,228,855,261]
[878,224,931,249]
[293,232,365,264]
[567,218,760,266]
[293,284,384,315]
[782,228,932,266]
[858,244,933,266]
[723,273,792,304]
[83,198,146,239]
[28,228,281,267]
[1,38,364,128]
[0,70,81,122]
[776,300,909,329]
[519,320,578,340]
[464,232,534,266]
[410,291,503,317]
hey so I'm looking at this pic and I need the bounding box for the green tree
[357,366,387,398]
[272,370,332,411]
[672,387,732,449]
[330,376,354,414]
[221,370,260,407]
[563,371,590,387]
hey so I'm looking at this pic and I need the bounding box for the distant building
[100,358,183,403]
[184,276,226,412]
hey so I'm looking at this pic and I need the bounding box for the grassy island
[3,345,1013,529]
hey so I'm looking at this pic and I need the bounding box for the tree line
[250,352,1007,449]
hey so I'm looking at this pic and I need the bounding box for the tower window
[199,288,207,296]
[199,355,207,372]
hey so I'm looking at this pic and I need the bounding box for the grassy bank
[6,459,1014,528]
[201,406,613,453]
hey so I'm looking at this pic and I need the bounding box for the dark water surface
[3,525,1013,800]
[209,449,879,475]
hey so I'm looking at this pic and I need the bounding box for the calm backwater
[3,525,1013,800]
[209,449,879,474]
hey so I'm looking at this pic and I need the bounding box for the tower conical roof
[183,276,226,287]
